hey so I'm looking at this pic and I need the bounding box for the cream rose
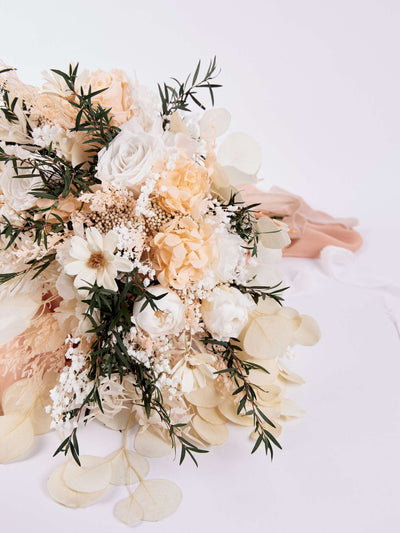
[132,286,185,337]
[201,285,255,341]
[96,119,163,195]
[84,69,134,126]
[0,155,42,213]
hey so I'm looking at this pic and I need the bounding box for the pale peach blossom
[84,69,134,126]
[150,217,216,289]
[156,156,210,218]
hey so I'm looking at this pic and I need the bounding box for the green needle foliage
[202,336,282,458]
[158,57,221,129]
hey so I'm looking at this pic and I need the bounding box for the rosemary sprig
[202,336,282,459]
[51,64,120,153]
[158,57,222,129]
[232,281,289,306]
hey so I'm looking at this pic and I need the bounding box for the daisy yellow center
[87,251,107,269]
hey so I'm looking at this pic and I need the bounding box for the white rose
[201,285,255,341]
[212,230,245,283]
[132,286,185,337]
[0,153,42,212]
[96,119,163,195]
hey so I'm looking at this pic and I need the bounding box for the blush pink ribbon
[240,184,363,258]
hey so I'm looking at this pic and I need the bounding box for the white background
[0,1,399,532]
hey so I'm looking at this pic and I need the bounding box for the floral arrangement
[0,58,320,526]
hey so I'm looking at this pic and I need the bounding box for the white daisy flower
[64,227,133,292]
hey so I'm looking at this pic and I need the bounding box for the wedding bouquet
[0,58,320,525]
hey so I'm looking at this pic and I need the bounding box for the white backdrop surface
[0,1,399,532]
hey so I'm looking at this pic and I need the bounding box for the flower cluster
[0,59,320,526]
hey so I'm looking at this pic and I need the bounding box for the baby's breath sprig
[158,57,222,129]
[202,336,282,459]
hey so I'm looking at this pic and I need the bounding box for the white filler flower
[64,227,133,292]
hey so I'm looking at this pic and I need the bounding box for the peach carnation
[150,217,215,289]
[84,69,134,126]
[156,156,210,218]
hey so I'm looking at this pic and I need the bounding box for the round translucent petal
[0,413,34,463]
[278,362,305,385]
[250,420,282,440]
[133,479,182,522]
[185,386,223,408]
[134,427,173,458]
[217,399,253,427]
[197,406,226,425]
[3,373,58,435]
[192,415,228,446]
[63,455,112,493]
[200,108,231,138]
[293,315,321,346]
[114,496,143,526]
[243,315,294,359]
[47,464,106,508]
[280,398,306,418]
[257,217,291,249]
[95,407,134,431]
[218,132,262,175]
[107,449,149,486]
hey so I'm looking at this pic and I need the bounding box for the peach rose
[156,156,210,218]
[84,69,134,126]
[150,217,216,289]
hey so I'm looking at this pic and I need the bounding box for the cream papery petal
[47,463,107,508]
[63,455,112,493]
[200,108,231,138]
[2,372,58,435]
[96,407,133,431]
[278,361,305,385]
[113,256,133,273]
[134,427,173,457]
[250,420,282,440]
[107,449,149,486]
[85,226,103,251]
[185,385,223,408]
[65,260,85,276]
[293,315,321,346]
[217,399,253,427]
[257,217,291,249]
[247,359,280,386]
[103,230,119,253]
[196,406,226,425]
[218,132,262,175]
[242,315,294,359]
[280,398,306,418]
[69,236,90,261]
[132,479,182,522]
[192,415,229,446]
[220,165,257,186]
[0,413,34,463]
[253,298,281,316]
